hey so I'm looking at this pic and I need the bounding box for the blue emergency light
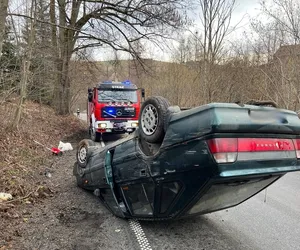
[122,80,131,85]
[104,107,116,116]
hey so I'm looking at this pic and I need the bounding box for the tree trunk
[12,0,36,129]
[0,0,9,57]
[56,50,72,115]
[53,0,77,115]
[55,26,74,115]
[12,59,31,128]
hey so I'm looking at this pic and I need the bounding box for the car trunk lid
[162,103,300,148]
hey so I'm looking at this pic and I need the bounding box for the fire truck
[87,80,145,141]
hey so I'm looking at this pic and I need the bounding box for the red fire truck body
[87,80,144,141]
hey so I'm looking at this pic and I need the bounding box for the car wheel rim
[141,104,158,135]
[78,146,87,164]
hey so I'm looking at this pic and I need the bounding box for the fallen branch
[4,186,42,204]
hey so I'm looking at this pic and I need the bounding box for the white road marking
[100,140,152,250]
[129,220,152,250]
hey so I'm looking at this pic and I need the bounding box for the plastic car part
[139,96,170,143]
[207,138,297,163]
[76,139,96,168]
[293,139,300,158]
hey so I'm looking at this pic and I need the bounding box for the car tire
[164,105,181,132]
[139,96,170,143]
[76,139,96,168]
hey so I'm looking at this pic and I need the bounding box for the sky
[9,0,266,62]
[94,0,264,62]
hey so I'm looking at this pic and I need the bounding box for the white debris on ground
[58,141,73,151]
[0,192,13,201]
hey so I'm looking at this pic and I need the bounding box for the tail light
[207,138,298,163]
[293,139,300,158]
[207,138,238,163]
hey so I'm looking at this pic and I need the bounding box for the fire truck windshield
[98,90,138,103]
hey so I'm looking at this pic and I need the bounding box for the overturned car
[73,96,300,220]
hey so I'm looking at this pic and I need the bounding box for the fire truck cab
[87,80,145,141]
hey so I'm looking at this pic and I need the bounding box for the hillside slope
[0,100,87,248]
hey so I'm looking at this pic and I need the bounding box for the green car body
[74,102,300,220]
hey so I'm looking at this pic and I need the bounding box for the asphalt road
[75,112,87,122]
[77,112,300,250]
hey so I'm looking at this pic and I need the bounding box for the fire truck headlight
[131,122,138,128]
[98,123,107,128]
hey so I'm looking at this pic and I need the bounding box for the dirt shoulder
[0,101,136,249]
[13,150,134,250]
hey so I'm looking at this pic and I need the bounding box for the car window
[98,90,138,103]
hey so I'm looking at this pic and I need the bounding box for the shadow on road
[102,133,127,142]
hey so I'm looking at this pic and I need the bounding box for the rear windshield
[98,90,138,103]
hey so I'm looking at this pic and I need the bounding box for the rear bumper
[217,151,300,177]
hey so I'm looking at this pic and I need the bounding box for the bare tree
[194,0,237,102]
[0,0,9,58]
[261,0,300,44]
[176,37,189,63]
[12,0,37,129]
[46,0,189,115]
[248,20,284,64]
[247,0,300,110]
[198,0,236,63]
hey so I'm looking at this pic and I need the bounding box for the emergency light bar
[101,80,132,85]
[122,80,131,85]
[98,80,137,90]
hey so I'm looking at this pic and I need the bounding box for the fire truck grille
[101,107,136,118]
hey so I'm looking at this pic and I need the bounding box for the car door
[100,149,125,218]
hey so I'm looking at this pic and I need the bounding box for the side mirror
[105,150,113,187]
[141,88,145,98]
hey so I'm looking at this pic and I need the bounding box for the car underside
[73,96,300,220]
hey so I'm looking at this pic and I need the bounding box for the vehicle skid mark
[129,220,152,250]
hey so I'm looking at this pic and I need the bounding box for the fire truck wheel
[139,96,170,143]
[76,139,96,168]
[90,128,101,142]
